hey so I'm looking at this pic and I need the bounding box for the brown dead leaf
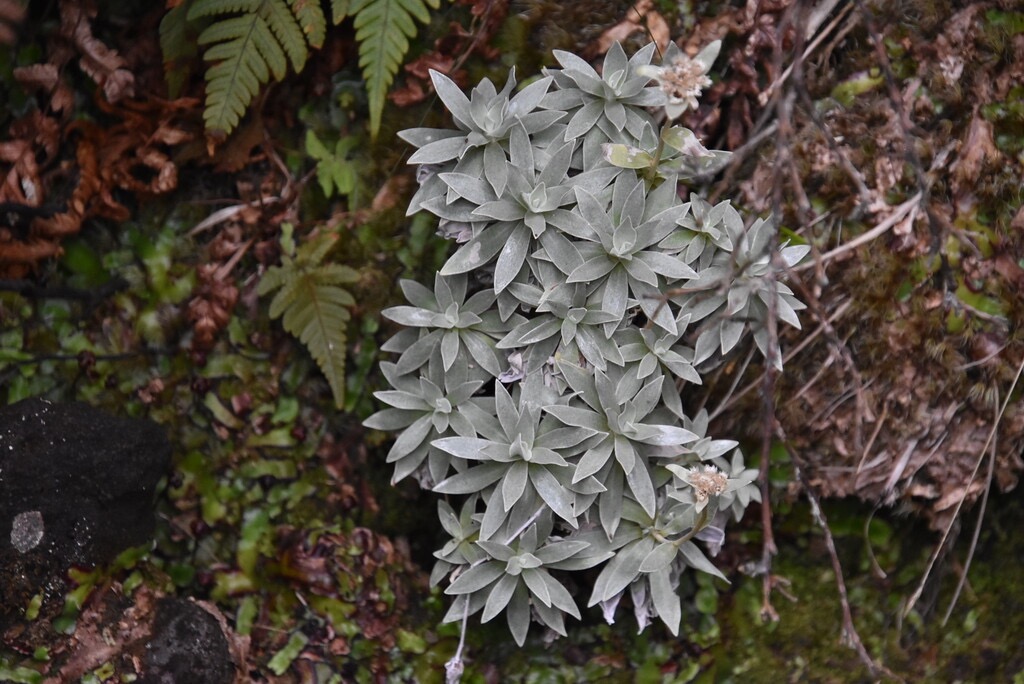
[13,63,58,91]
[390,51,457,107]
[191,600,251,684]
[994,253,1024,293]
[14,64,76,114]
[213,116,265,173]
[391,1,507,108]
[371,175,410,213]
[587,0,670,58]
[60,0,136,103]
[188,263,240,355]
[388,77,426,107]
[950,108,1002,200]
[44,583,160,684]
[10,111,61,161]
[1011,204,1024,232]
[0,239,63,265]
[0,0,24,44]
[151,119,193,147]
[0,140,39,205]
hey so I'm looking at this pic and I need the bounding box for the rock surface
[138,597,238,684]
[0,397,171,629]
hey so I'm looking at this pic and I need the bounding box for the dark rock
[0,397,171,629]
[31,585,243,683]
[138,597,236,684]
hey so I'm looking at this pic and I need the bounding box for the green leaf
[535,540,591,565]
[267,631,308,675]
[530,465,578,527]
[159,3,197,98]
[0,666,42,684]
[541,570,581,618]
[679,541,728,582]
[482,573,520,622]
[649,566,681,635]
[503,461,529,510]
[203,392,245,429]
[349,0,441,138]
[331,0,351,23]
[291,0,327,48]
[306,131,359,198]
[639,541,677,573]
[432,436,493,460]
[522,567,552,606]
[589,537,654,605]
[475,540,514,561]
[433,462,507,494]
[446,561,504,594]
[257,233,357,408]
[602,143,654,169]
[507,582,531,646]
[382,39,808,644]
[188,0,328,137]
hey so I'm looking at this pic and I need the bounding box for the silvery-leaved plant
[365,38,809,664]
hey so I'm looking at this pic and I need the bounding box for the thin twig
[903,354,1024,618]
[791,55,872,210]
[755,3,808,620]
[709,298,851,419]
[443,506,546,682]
[758,0,854,106]
[942,386,998,626]
[794,192,923,272]
[444,603,470,684]
[863,506,888,580]
[788,441,904,682]
[856,0,951,263]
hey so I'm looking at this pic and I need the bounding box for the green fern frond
[189,0,261,18]
[258,232,359,408]
[346,0,440,139]
[291,0,326,48]
[187,0,327,138]
[159,3,198,99]
[261,0,308,70]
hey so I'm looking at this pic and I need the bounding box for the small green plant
[306,130,359,198]
[365,39,808,667]
[258,225,357,408]
[333,0,441,139]
[162,0,328,137]
[161,0,438,139]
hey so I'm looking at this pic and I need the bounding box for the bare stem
[787,442,904,683]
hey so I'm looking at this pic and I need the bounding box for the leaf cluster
[258,225,358,409]
[306,130,359,198]
[366,42,806,645]
[334,0,441,139]
[161,0,328,138]
[161,0,440,139]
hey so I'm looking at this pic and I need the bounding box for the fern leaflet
[258,229,357,409]
[340,0,440,139]
[159,3,198,99]
[187,0,327,138]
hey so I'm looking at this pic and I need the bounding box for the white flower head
[637,40,721,120]
[676,464,729,511]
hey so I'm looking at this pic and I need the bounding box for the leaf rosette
[363,360,487,485]
[443,519,607,646]
[370,39,809,649]
[381,273,508,378]
[432,380,599,539]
